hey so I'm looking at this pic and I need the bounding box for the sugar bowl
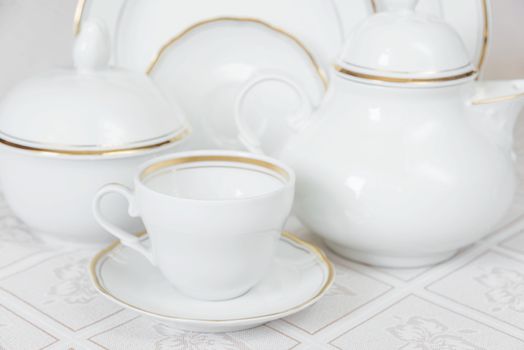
[0,20,190,243]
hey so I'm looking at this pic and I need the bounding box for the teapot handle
[235,70,315,154]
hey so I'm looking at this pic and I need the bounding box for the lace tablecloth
[1,190,524,350]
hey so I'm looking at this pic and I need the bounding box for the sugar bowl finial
[376,0,419,12]
[73,19,111,72]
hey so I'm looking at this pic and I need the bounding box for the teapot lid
[335,0,477,85]
[0,20,189,155]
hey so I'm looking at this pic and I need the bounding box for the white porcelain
[73,0,126,66]
[0,145,184,243]
[108,0,343,71]
[93,151,295,301]
[0,20,190,243]
[90,232,334,332]
[235,0,524,268]
[74,0,335,150]
[0,20,188,152]
[146,18,327,150]
[334,0,491,74]
[339,0,474,80]
[429,0,491,75]
[75,0,490,74]
[73,0,490,152]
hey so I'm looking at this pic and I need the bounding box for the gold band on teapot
[334,65,477,84]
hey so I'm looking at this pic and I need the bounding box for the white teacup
[93,151,295,301]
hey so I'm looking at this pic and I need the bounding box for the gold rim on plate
[73,0,86,35]
[89,231,335,324]
[73,4,329,89]
[73,0,329,90]
[144,16,329,90]
[74,0,490,76]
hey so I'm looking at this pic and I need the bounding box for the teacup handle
[235,70,315,154]
[92,184,155,265]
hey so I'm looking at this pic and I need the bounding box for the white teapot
[235,0,524,267]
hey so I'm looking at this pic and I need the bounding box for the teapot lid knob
[376,0,419,12]
[337,0,474,85]
[73,19,110,72]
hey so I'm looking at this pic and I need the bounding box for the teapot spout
[469,80,524,159]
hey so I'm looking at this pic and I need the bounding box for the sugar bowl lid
[0,20,189,155]
[336,0,477,84]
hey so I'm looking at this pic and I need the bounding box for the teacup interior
[142,157,289,201]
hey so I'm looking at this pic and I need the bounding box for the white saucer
[146,17,327,150]
[89,232,334,333]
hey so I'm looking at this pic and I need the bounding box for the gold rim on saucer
[144,17,329,90]
[89,231,334,324]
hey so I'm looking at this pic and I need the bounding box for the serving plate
[74,0,490,73]
[118,0,343,71]
[90,232,334,333]
[146,17,327,150]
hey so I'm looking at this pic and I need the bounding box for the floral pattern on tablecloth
[1,201,524,349]
[47,257,99,305]
[0,197,47,269]
[387,316,485,350]
[88,316,299,350]
[331,295,524,350]
[152,324,249,350]
[0,250,123,332]
[475,267,524,313]
[426,251,524,332]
